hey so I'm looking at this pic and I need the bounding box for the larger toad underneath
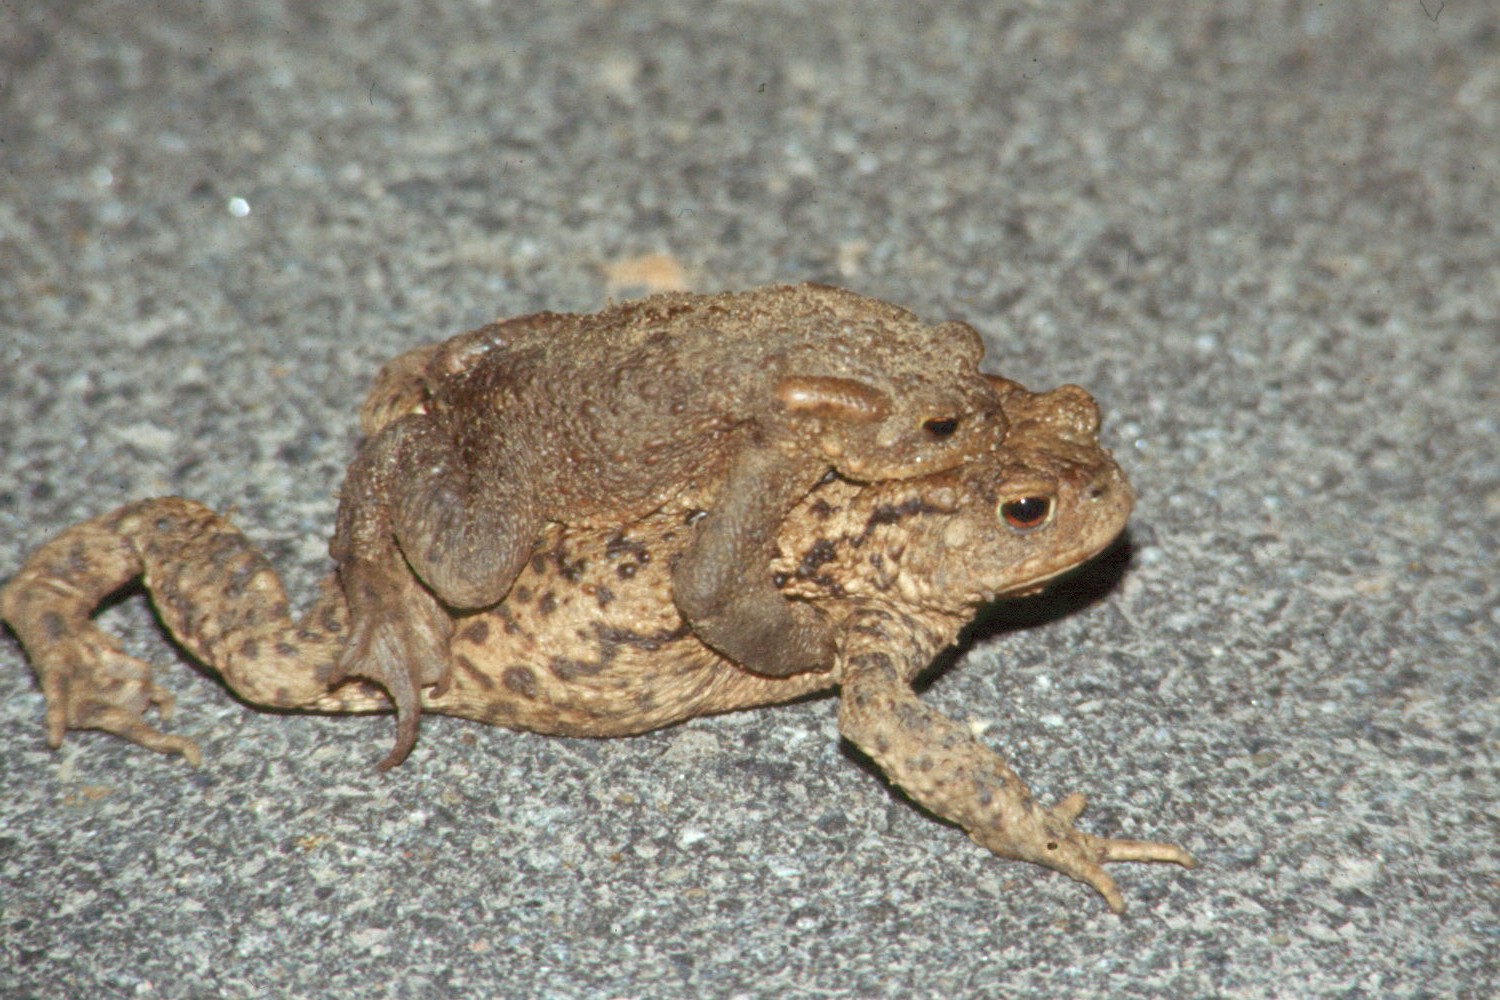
[333,284,1008,766]
[2,373,1193,913]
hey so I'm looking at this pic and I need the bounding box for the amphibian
[2,373,1194,913]
[334,284,1008,765]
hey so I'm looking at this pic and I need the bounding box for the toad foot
[969,791,1197,915]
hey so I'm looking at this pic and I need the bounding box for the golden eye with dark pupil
[923,417,960,438]
[1001,496,1052,530]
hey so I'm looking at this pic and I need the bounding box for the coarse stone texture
[1,2,1495,998]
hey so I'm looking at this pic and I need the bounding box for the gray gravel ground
[2,2,1496,998]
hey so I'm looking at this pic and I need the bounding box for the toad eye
[1000,496,1053,532]
[922,416,960,438]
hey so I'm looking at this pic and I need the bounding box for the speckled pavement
[1,3,1496,997]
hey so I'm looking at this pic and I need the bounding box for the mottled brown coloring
[1,295,1194,914]
[328,284,1010,766]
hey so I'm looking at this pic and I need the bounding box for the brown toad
[334,284,1007,765]
[2,374,1194,913]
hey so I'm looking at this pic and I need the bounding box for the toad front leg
[835,610,1195,914]
[671,446,837,677]
[331,413,540,767]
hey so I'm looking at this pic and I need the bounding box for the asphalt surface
[1,3,1496,998]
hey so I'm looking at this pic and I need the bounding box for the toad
[333,284,1008,766]
[2,375,1195,913]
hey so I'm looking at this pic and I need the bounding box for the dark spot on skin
[772,572,789,588]
[275,641,299,660]
[858,498,939,543]
[592,622,690,652]
[796,539,837,578]
[177,605,198,638]
[502,666,537,698]
[319,604,340,633]
[633,689,657,710]
[154,517,173,533]
[537,592,557,616]
[493,605,521,634]
[453,654,494,690]
[513,586,533,604]
[895,701,929,734]
[617,563,637,579]
[274,685,291,703]
[41,611,65,642]
[224,561,258,598]
[588,626,654,656]
[204,533,244,572]
[534,543,579,578]
[67,543,90,577]
[238,638,259,660]
[549,656,604,681]
[461,619,490,645]
[849,648,899,684]
[808,499,834,519]
[935,727,968,752]
[595,585,615,608]
[530,554,548,575]
[606,533,649,563]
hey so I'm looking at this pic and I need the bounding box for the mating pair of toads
[3,284,1194,913]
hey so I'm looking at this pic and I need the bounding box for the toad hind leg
[836,611,1195,914]
[1,497,386,764]
[672,447,837,677]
